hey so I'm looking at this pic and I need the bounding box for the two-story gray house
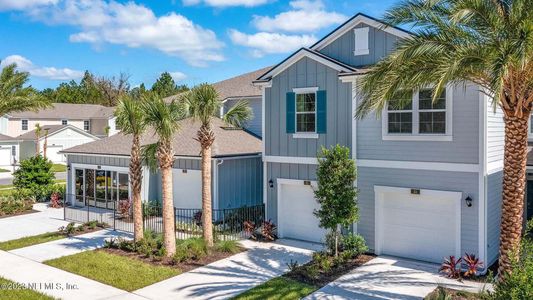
[254,13,504,273]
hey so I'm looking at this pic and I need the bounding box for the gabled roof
[61,118,261,158]
[17,125,99,141]
[0,133,18,142]
[6,103,115,120]
[165,66,271,103]
[310,13,413,51]
[255,48,357,82]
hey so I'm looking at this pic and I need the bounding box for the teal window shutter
[286,92,296,133]
[317,90,327,133]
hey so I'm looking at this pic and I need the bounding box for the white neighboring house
[17,125,99,164]
[0,134,20,170]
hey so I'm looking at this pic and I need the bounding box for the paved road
[0,172,66,185]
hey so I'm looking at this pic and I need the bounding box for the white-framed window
[294,87,318,134]
[382,86,453,141]
[353,27,370,56]
[11,145,16,157]
[84,120,90,131]
[21,119,28,131]
[61,119,68,125]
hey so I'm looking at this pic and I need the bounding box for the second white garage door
[375,186,462,263]
[278,181,327,243]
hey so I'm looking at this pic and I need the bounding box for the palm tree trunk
[159,141,176,257]
[498,114,528,276]
[130,134,143,242]
[201,143,214,247]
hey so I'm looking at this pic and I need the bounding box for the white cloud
[13,0,225,67]
[228,29,316,57]
[182,0,268,7]
[0,55,83,80]
[0,0,58,10]
[252,0,347,32]
[169,71,187,82]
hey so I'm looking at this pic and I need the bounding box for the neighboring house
[61,118,262,211]
[17,125,99,164]
[165,67,270,138]
[254,12,505,272]
[0,134,20,169]
[0,103,118,138]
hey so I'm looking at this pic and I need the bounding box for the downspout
[213,159,224,210]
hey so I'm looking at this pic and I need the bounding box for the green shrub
[214,240,240,254]
[343,233,368,257]
[0,198,33,216]
[13,156,55,201]
[172,247,190,264]
[312,252,332,273]
[179,238,208,260]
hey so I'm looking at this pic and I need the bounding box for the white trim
[263,155,318,165]
[312,14,412,51]
[358,159,480,172]
[71,163,129,173]
[349,76,358,233]
[292,133,319,139]
[257,49,353,81]
[478,90,488,273]
[293,87,318,94]
[263,161,268,219]
[382,86,453,141]
[353,27,370,56]
[32,125,99,142]
[61,152,130,158]
[374,185,462,260]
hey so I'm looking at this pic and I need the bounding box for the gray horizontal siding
[68,154,130,167]
[486,171,502,265]
[265,57,352,158]
[173,158,201,170]
[217,157,262,209]
[357,167,479,255]
[224,97,262,138]
[357,84,480,164]
[319,22,402,67]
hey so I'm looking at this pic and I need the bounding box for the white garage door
[172,169,202,209]
[46,145,64,163]
[0,147,11,166]
[376,186,461,263]
[278,181,327,243]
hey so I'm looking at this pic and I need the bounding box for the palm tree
[34,123,42,155]
[142,93,185,256]
[115,95,147,242]
[0,62,50,115]
[43,128,49,159]
[182,84,252,246]
[355,0,532,276]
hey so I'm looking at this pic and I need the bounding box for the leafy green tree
[130,83,147,99]
[79,71,102,104]
[355,0,532,275]
[314,145,358,257]
[0,62,50,115]
[151,72,188,98]
[13,156,55,201]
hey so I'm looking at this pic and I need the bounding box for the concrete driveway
[306,256,491,300]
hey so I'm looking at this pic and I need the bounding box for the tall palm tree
[115,95,147,242]
[355,0,532,275]
[183,84,252,246]
[0,63,50,115]
[142,93,185,256]
[34,123,42,155]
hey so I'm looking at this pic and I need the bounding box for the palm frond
[114,95,146,136]
[184,83,221,125]
[141,142,159,173]
[141,92,185,142]
[223,100,253,128]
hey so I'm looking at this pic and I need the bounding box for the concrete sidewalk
[0,250,147,300]
[305,256,492,300]
[10,229,132,262]
[0,203,69,242]
[134,239,323,300]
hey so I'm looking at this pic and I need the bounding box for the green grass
[0,168,10,173]
[0,232,66,251]
[44,250,181,291]
[0,277,55,300]
[50,164,66,173]
[232,277,317,300]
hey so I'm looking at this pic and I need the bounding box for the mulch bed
[425,287,483,300]
[0,209,39,219]
[285,253,376,287]
[102,246,246,273]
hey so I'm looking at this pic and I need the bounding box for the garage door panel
[383,210,452,230]
[383,194,456,213]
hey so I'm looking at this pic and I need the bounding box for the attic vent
[354,27,370,56]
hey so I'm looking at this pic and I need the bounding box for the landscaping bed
[425,287,485,300]
[0,209,39,219]
[0,198,34,217]
[0,221,107,251]
[0,276,54,300]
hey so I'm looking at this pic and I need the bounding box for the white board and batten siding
[39,128,98,163]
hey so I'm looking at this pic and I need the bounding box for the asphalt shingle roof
[8,103,115,119]
[61,118,261,158]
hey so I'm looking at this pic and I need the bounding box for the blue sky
[0,0,398,90]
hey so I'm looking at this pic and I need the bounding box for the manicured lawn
[233,277,317,300]
[44,250,181,291]
[50,164,66,173]
[0,277,55,300]
[0,232,66,251]
[0,168,10,173]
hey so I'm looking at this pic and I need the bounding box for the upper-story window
[296,91,316,133]
[83,120,90,131]
[383,86,452,141]
[353,27,370,56]
[21,119,28,131]
[61,119,68,125]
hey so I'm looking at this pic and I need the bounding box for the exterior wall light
[269,179,274,188]
[465,196,473,207]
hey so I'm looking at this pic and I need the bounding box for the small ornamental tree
[13,155,55,201]
[314,145,358,257]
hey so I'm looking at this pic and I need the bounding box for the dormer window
[354,27,369,56]
[21,119,28,131]
[61,119,68,126]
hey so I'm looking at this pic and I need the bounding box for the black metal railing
[64,194,264,241]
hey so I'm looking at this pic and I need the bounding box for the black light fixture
[268,179,274,188]
[67,165,71,171]
[465,196,473,207]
